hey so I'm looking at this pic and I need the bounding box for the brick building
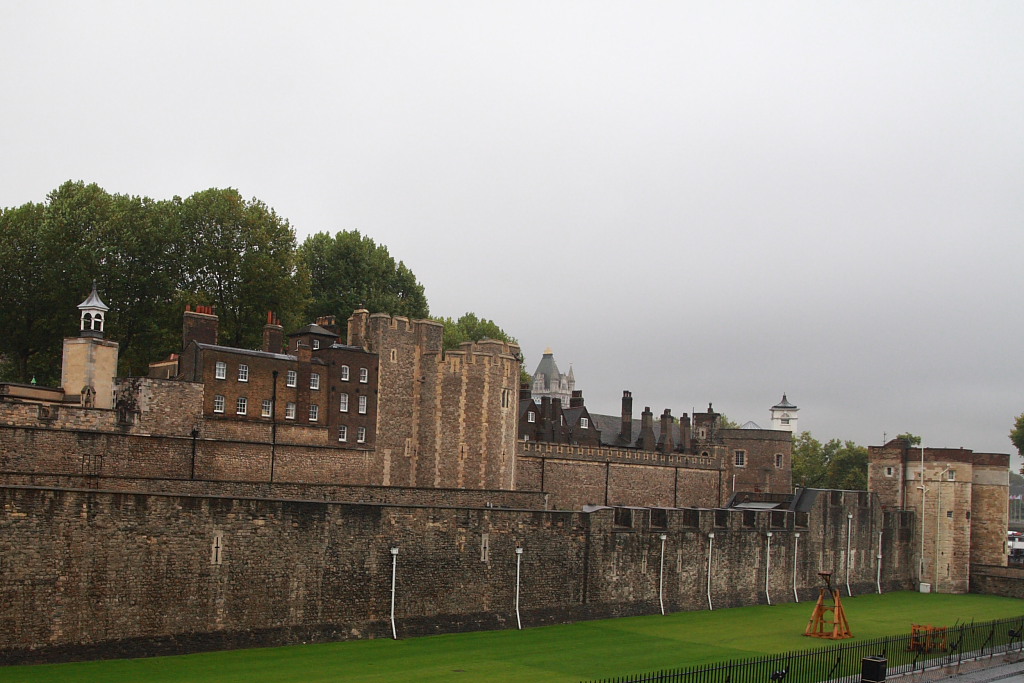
[169,308,379,449]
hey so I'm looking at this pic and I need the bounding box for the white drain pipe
[706,532,715,611]
[390,547,399,639]
[876,529,883,594]
[658,534,667,615]
[765,531,773,606]
[793,532,801,603]
[515,547,524,630]
[846,513,853,597]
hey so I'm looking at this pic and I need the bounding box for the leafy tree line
[0,181,514,384]
[791,431,869,490]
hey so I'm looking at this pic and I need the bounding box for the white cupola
[770,394,799,433]
[78,281,109,338]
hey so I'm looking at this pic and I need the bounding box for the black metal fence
[583,615,1024,683]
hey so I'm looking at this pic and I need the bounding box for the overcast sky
[2,2,1022,464]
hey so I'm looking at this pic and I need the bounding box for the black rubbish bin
[861,655,887,682]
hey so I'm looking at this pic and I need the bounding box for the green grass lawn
[2,592,1022,683]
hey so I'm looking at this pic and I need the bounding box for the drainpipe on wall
[270,370,278,483]
[390,547,399,639]
[765,531,773,606]
[792,532,801,603]
[706,532,715,611]
[876,530,883,594]
[846,513,853,597]
[658,534,667,616]
[515,547,524,630]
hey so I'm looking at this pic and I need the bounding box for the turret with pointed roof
[530,348,575,405]
[770,393,798,433]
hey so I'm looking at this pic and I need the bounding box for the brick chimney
[263,311,284,354]
[638,407,656,451]
[620,390,633,445]
[183,305,218,348]
[658,409,675,454]
[569,390,584,408]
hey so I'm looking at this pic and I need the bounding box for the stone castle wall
[516,441,723,509]
[0,484,915,665]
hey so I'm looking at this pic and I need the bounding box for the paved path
[891,653,1024,682]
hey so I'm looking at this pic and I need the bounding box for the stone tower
[770,394,798,433]
[61,283,119,409]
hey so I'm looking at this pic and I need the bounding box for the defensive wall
[0,484,915,665]
[969,565,1024,599]
[516,441,724,509]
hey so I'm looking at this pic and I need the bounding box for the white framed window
[310,373,320,390]
[947,470,956,481]
[357,426,366,443]
[285,402,296,420]
[358,395,367,414]
[286,370,297,387]
[338,425,348,442]
[781,418,790,425]
[734,450,746,467]
[261,399,272,417]
[580,417,589,429]
[309,404,319,422]
[312,339,320,350]
[339,393,349,412]
[527,411,535,423]
[359,367,368,383]
[236,397,247,415]
[238,364,249,382]
[340,365,350,381]
[213,395,225,413]
[215,361,227,380]
[775,453,784,468]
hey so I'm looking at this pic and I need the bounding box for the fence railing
[583,615,1024,683]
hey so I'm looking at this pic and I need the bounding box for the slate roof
[532,351,561,390]
[78,283,109,312]
[589,413,683,447]
[772,394,797,410]
[291,324,338,338]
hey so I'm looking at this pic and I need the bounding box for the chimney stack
[620,390,633,444]
[658,409,675,454]
[182,304,218,348]
[263,311,284,354]
[570,390,584,408]
[638,407,656,451]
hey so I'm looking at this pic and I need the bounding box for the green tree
[298,230,428,334]
[896,432,922,446]
[791,431,868,490]
[181,188,305,349]
[718,414,741,429]
[1010,414,1024,458]
[433,312,517,351]
[0,200,51,382]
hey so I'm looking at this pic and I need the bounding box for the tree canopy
[434,312,517,351]
[895,432,922,446]
[1010,414,1024,459]
[298,230,428,333]
[791,431,868,490]
[1,183,452,383]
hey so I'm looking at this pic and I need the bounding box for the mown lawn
[2,592,1022,683]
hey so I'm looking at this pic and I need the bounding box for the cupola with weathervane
[770,393,798,433]
[78,281,109,338]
